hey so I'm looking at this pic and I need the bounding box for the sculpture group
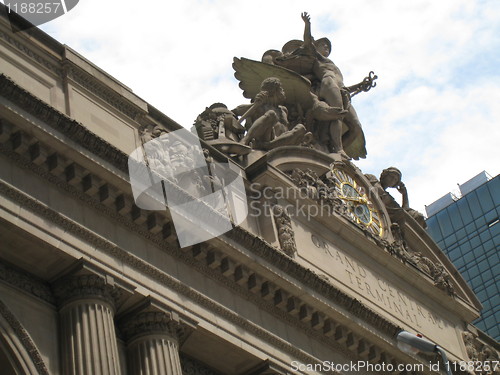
[142,12,428,234]
[191,12,428,233]
[194,12,377,160]
[138,12,449,293]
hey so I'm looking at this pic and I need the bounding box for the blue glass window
[457,198,473,224]
[477,185,494,212]
[467,192,483,218]
[448,204,464,230]
[437,211,454,237]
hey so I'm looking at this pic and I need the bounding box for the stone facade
[0,7,498,375]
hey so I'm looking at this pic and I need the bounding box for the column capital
[117,298,197,343]
[53,273,119,309]
[120,311,180,342]
[51,260,135,310]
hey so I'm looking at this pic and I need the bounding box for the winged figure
[233,57,367,160]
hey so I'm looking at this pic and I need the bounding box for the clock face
[331,169,383,237]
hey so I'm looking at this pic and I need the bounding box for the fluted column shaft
[54,274,122,375]
[127,334,182,375]
[60,299,121,375]
[122,312,183,375]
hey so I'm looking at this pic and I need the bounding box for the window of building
[477,185,494,213]
[444,234,457,248]
[466,192,483,218]
[477,259,490,272]
[437,211,454,237]
[456,198,473,225]
[448,204,464,230]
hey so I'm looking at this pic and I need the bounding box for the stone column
[54,274,122,375]
[121,312,183,375]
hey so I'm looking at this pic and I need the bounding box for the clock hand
[340,196,364,203]
[340,195,369,204]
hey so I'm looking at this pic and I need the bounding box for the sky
[34,0,500,214]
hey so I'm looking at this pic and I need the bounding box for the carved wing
[233,57,314,110]
[342,108,367,160]
[233,57,367,159]
[344,122,367,160]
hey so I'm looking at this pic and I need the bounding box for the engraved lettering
[417,305,426,318]
[386,283,395,298]
[358,265,367,278]
[323,246,333,257]
[364,282,376,299]
[428,312,436,325]
[344,256,356,273]
[405,309,414,323]
[413,314,422,328]
[335,250,344,265]
[355,276,364,291]
[375,289,386,305]
[311,234,447,331]
[397,291,408,306]
[393,301,403,316]
[377,278,387,291]
[345,269,354,284]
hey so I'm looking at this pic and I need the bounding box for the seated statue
[232,77,312,151]
[366,167,427,229]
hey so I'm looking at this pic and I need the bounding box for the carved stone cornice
[0,260,55,304]
[223,226,401,336]
[0,28,62,76]
[0,73,129,172]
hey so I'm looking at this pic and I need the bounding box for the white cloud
[38,0,500,214]
[357,82,500,213]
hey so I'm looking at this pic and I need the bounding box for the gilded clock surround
[329,167,384,238]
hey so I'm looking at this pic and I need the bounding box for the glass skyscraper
[425,172,499,340]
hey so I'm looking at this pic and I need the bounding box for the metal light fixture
[396,331,453,375]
